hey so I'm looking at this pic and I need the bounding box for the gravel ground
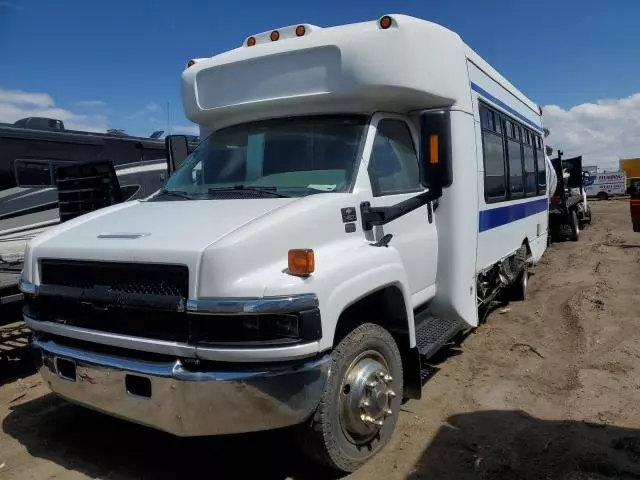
[1,199,639,479]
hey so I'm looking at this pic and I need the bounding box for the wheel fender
[320,247,413,352]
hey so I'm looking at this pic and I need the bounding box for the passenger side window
[507,139,524,196]
[480,103,545,202]
[535,136,547,194]
[369,119,421,196]
[523,141,536,196]
[482,130,507,201]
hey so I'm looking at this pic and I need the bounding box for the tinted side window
[369,119,421,196]
[15,159,54,187]
[482,131,507,200]
[507,139,523,196]
[480,108,493,130]
[536,141,547,194]
[523,144,536,195]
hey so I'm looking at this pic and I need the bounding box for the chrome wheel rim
[338,350,396,445]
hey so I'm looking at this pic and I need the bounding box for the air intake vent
[40,260,189,298]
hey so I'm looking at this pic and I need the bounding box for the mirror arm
[360,187,442,231]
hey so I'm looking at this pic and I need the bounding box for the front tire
[597,191,608,201]
[569,210,580,241]
[303,323,403,473]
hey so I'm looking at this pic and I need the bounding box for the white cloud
[75,100,106,108]
[543,93,640,171]
[127,101,163,119]
[0,87,108,132]
[0,1,22,9]
[145,102,161,112]
[0,88,53,108]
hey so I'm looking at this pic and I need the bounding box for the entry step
[415,313,463,359]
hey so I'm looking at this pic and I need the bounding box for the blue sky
[1,0,639,166]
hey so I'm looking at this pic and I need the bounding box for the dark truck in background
[0,116,196,319]
[549,153,592,242]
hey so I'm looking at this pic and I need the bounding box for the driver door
[366,116,438,303]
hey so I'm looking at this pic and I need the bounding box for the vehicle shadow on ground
[0,320,35,387]
[407,410,640,479]
[3,393,339,479]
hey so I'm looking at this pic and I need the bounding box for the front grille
[28,296,189,342]
[32,260,190,341]
[40,259,188,298]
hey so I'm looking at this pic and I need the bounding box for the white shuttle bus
[21,15,548,472]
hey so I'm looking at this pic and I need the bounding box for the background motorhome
[0,118,198,315]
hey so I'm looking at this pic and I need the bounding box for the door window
[368,119,421,196]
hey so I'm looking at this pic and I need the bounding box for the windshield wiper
[207,185,291,198]
[159,189,193,200]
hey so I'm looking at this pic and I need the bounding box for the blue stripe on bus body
[470,82,543,133]
[479,197,548,232]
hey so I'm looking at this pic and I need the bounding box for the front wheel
[302,323,403,473]
[597,191,608,201]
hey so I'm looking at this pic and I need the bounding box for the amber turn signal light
[288,249,315,276]
[429,134,439,164]
[379,15,392,29]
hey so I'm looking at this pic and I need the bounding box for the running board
[415,312,464,359]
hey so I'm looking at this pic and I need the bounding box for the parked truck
[20,15,549,472]
[549,153,591,241]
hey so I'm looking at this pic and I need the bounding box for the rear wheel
[569,210,580,242]
[510,264,528,301]
[302,323,403,473]
[597,191,608,201]
[505,247,529,301]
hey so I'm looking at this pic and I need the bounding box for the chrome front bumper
[33,336,329,437]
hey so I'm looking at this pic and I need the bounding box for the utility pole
[167,101,172,135]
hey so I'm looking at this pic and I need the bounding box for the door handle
[427,203,433,224]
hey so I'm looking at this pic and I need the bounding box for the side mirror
[419,110,452,189]
[165,135,190,174]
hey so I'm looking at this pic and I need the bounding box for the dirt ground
[1,199,640,479]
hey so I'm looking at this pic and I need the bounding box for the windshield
[161,115,367,199]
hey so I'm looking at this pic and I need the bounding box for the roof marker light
[186,59,196,68]
[295,25,306,37]
[270,30,280,41]
[379,15,392,29]
[247,36,256,46]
